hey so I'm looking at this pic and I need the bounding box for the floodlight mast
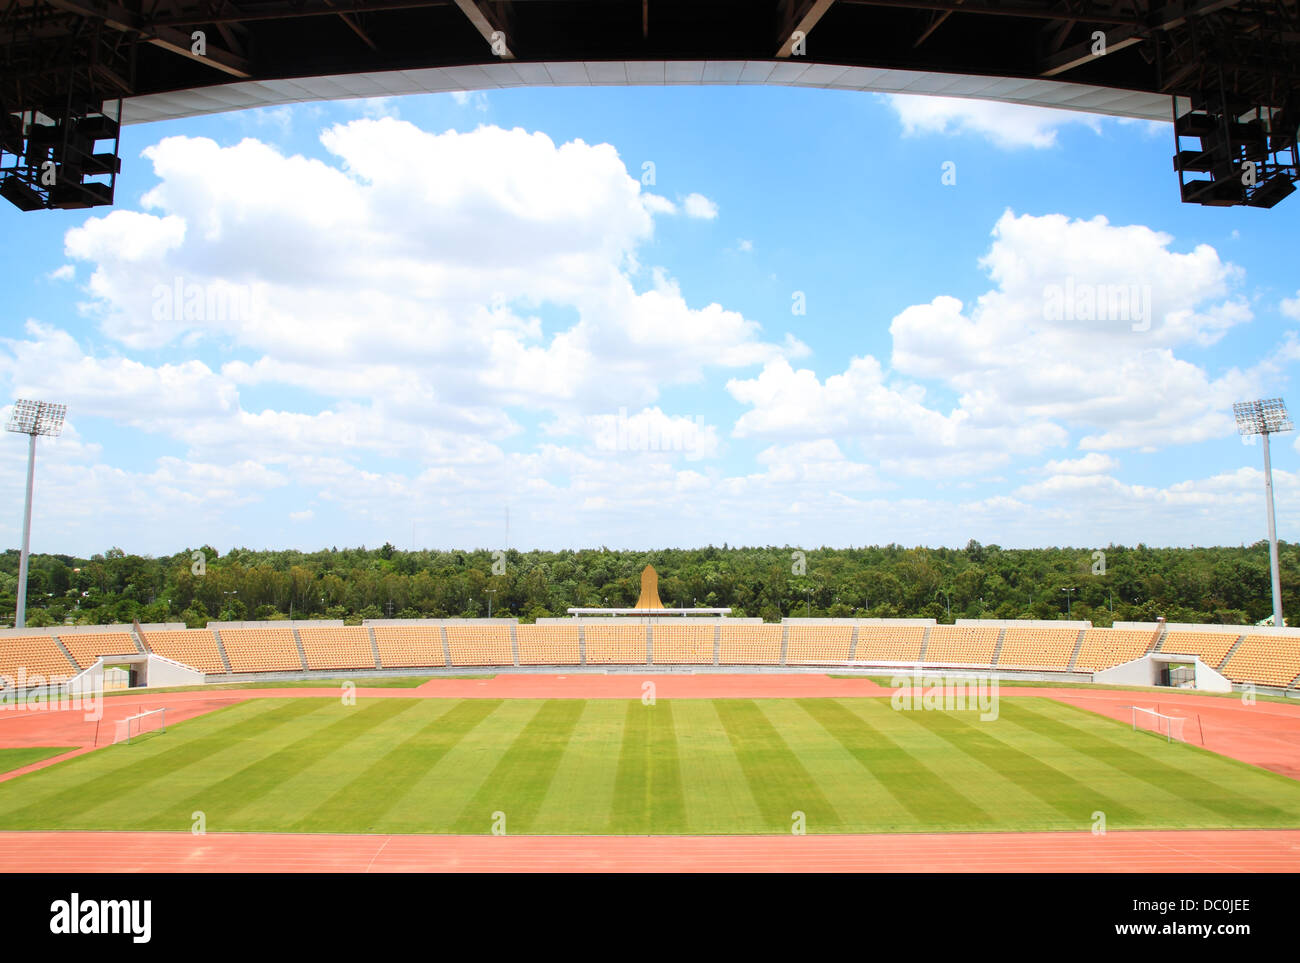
[1234,399,1293,628]
[5,400,66,629]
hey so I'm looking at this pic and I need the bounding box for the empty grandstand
[217,626,303,673]
[1221,633,1300,688]
[719,623,783,665]
[516,623,581,666]
[785,623,854,665]
[925,624,1001,666]
[1073,628,1158,673]
[651,622,715,665]
[995,625,1082,671]
[141,628,227,675]
[373,623,446,669]
[298,626,377,671]
[2,615,1298,697]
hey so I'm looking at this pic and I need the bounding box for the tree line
[1,540,1294,629]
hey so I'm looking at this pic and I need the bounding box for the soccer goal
[112,708,167,745]
[1126,705,1186,743]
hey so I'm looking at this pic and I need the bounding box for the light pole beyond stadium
[6,400,66,629]
[1234,398,1293,628]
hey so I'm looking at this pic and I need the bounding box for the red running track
[1,674,1297,871]
[0,829,1297,873]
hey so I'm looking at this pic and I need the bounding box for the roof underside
[5,0,1298,125]
[116,61,1175,125]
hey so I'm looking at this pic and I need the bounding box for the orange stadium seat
[1219,635,1300,688]
[0,635,77,685]
[372,625,446,668]
[444,624,514,666]
[515,624,581,665]
[1160,630,1242,669]
[854,624,925,663]
[785,625,853,665]
[218,627,303,673]
[996,626,1080,670]
[780,623,852,660]
[140,629,227,674]
[651,623,715,664]
[583,623,648,664]
[924,625,999,665]
[57,631,139,670]
[297,626,377,670]
[718,624,782,665]
[1072,629,1156,672]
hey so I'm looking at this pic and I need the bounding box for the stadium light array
[6,399,66,629]
[1234,398,1293,628]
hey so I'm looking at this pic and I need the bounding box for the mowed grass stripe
[672,700,765,833]
[291,699,501,831]
[373,699,540,831]
[609,701,686,833]
[713,699,839,832]
[161,699,423,827]
[901,708,1146,826]
[449,699,585,834]
[797,698,995,827]
[1011,699,1300,824]
[0,699,325,828]
[757,699,912,832]
[529,700,625,833]
[0,747,77,774]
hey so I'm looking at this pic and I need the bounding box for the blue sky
[2,83,1298,556]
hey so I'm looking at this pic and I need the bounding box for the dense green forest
[2,540,1295,629]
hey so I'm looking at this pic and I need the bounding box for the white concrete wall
[144,654,205,687]
[1092,654,1233,692]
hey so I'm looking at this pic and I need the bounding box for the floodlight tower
[6,400,66,628]
[1234,398,1293,628]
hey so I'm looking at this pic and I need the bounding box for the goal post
[112,707,167,745]
[1126,705,1186,743]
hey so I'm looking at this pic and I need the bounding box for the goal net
[1127,705,1186,743]
[112,707,167,745]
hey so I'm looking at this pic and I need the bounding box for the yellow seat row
[0,635,77,685]
[58,631,139,670]
[652,623,715,664]
[1220,635,1300,687]
[584,623,647,664]
[996,627,1079,670]
[1160,630,1242,669]
[785,625,853,664]
[924,625,999,664]
[143,629,227,674]
[217,628,303,672]
[298,626,376,670]
[373,625,446,667]
[516,624,581,665]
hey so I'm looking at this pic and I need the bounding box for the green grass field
[0,697,1297,835]
[0,747,76,775]
[95,676,457,697]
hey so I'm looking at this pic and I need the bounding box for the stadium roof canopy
[3,0,1298,209]
[6,0,1297,124]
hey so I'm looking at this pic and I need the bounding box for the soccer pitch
[1,697,1298,835]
